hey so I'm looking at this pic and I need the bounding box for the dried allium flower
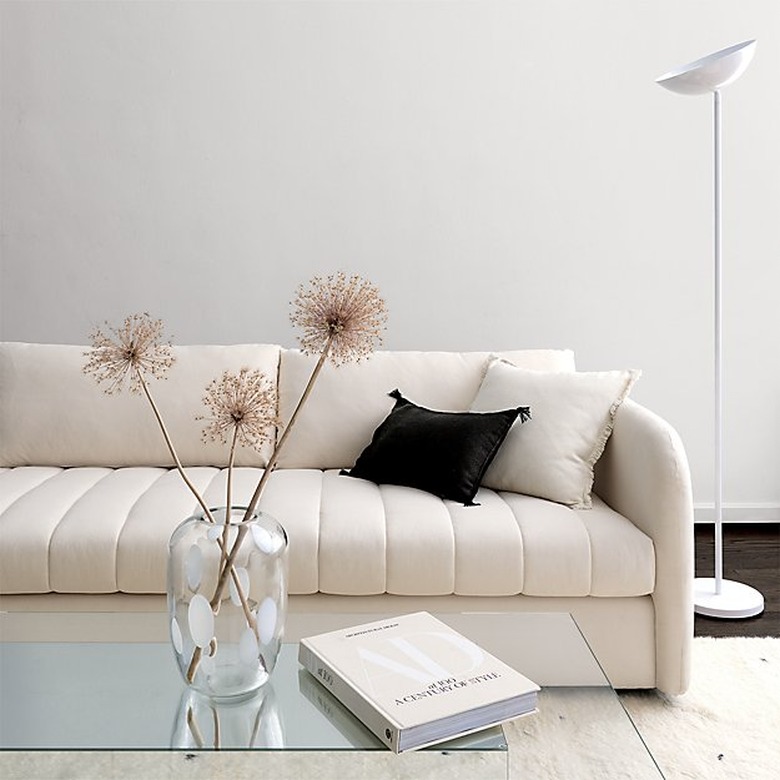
[83,313,174,395]
[290,272,387,364]
[199,368,278,452]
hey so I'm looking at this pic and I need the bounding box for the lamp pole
[713,88,723,595]
[656,40,764,618]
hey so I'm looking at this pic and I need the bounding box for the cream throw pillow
[470,358,640,508]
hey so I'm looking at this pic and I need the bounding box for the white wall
[2,1,780,518]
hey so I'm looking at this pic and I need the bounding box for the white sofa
[0,342,694,694]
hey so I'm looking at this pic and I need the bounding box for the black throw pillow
[342,389,530,505]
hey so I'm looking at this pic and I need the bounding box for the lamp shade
[656,39,756,95]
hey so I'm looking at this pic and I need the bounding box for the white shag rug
[504,636,779,780]
[620,636,780,780]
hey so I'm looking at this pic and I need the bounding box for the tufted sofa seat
[0,467,655,599]
[0,342,693,694]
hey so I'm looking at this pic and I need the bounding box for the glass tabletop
[0,609,661,777]
[0,641,506,751]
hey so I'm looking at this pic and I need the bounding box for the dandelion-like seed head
[199,368,278,453]
[83,313,174,395]
[290,272,388,365]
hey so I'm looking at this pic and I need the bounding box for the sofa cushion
[0,342,281,468]
[0,466,654,599]
[345,389,528,505]
[471,358,640,509]
[276,349,575,470]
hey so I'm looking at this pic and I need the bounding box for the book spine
[299,640,402,752]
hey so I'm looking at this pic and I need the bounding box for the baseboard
[694,504,780,524]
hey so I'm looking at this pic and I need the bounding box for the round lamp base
[694,577,764,619]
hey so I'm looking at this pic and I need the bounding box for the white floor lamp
[656,40,764,619]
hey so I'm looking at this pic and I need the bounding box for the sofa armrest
[593,398,694,695]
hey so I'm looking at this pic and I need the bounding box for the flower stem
[212,705,221,750]
[185,336,334,684]
[186,707,205,749]
[136,368,214,524]
[186,647,203,684]
[241,334,334,523]
[211,336,333,610]
[139,369,260,684]
[221,429,239,567]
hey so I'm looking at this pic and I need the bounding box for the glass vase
[167,507,288,700]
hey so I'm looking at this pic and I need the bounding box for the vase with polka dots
[167,507,288,700]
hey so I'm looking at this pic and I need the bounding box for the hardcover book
[298,611,539,752]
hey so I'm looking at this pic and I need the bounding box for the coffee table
[0,610,662,779]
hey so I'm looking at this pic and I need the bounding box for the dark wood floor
[694,523,780,637]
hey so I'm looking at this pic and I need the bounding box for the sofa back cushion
[276,349,575,469]
[0,342,281,468]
